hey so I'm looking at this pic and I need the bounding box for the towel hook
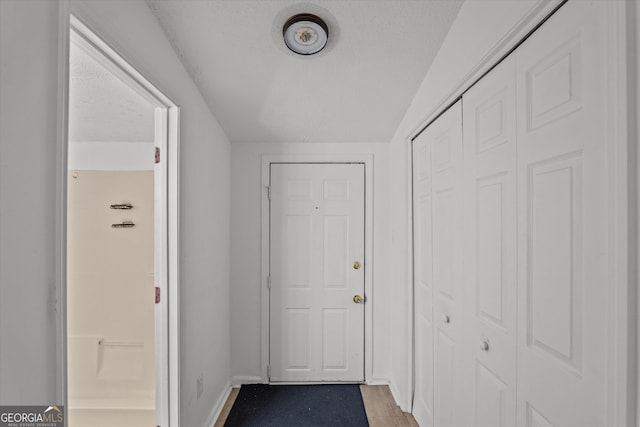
[112,221,135,228]
[110,202,133,210]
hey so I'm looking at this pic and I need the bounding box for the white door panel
[412,101,463,427]
[269,163,365,382]
[516,2,608,426]
[435,331,456,427]
[462,55,518,427]
[474,361,509,427]
[412,130,435,426]
[431,101,464,427]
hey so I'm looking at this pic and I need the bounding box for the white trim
[365,378,391,386]
[231,376,263,387]
[61,12,181,427]
[605,2,635,426]
[388,379,403,413]
[56,0,71,409]
[154,107,170,426]
[636,2,640,424]
[405,138,415,414]
[260,154,375,385]
[167,106,181,427]
[202,382,233,427]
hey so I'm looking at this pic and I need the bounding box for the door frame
[260,155,374,384]
[56,11,181,427]
[406,0,637,424]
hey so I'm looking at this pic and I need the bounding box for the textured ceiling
[146,0,463,143]
[69,41,155,143]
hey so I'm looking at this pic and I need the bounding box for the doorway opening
[65,15,179,427]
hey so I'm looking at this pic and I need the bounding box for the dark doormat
[223,384,369,427]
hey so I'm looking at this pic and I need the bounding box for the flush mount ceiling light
[283,13,329,55]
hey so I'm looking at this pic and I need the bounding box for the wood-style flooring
[213,384,418,427]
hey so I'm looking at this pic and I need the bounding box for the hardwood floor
[214,387,240,427]
[359,385,419,427]
[213,384,418,427]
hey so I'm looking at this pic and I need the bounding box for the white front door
[269,163,365,382]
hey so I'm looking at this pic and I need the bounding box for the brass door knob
[353,294,364,304]
[353,261,361,270]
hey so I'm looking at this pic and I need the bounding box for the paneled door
[412,122,435,426]
[430,101,464,427]
[515,1,609,426]
[269,163,365,382]
[461,55,517,427]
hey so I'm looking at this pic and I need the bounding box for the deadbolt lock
[353,261,361,270]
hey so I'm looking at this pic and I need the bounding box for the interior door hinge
[155,287,160,304]
[267,275,271,290]
[267,364,271,378]
[266,185,272,200]
[155,147,160,164]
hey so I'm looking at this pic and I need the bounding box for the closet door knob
[480,339,490,352]
[443,315,450,324]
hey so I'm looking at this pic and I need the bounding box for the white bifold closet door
[460,54,518,427]
[412,101,464,427]
[412,1,612,426]
[514,2,609,426]
[412,108,435,427]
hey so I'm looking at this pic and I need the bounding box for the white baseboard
[231,375,264,386]
[388,380,410,413]
[203,381,232,427]
[366,377,390,386]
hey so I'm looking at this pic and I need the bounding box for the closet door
[412,123,434,427]
[461,55,517,427]
[515,1,609,426]
[430,100,464,427]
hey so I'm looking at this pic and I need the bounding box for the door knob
[353,261,361,270]
[480,339,490,352]
[443,315,450,324]
[353,294,364,304]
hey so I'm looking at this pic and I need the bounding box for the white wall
[0,2,232,426]
[386,0,563,411]
[0,0,61,404]
[230,142,391,384]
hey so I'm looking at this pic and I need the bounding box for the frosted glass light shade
[283,14,329,55]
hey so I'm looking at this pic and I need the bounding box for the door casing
[57,11,181,427]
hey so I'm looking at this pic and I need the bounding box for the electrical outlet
[197,373,204,399]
